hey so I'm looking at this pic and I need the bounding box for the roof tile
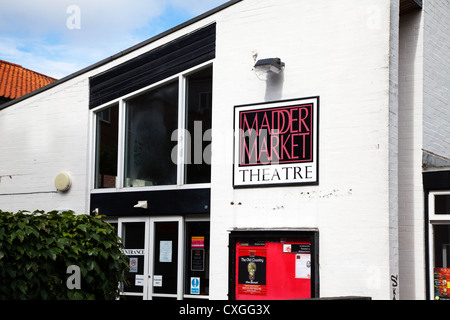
[0,60,57,100]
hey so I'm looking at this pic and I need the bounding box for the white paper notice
[153,275,162,287]
[295,254,311,279]
[135,274,144,286]
[160,241,172,262]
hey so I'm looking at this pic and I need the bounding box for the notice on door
[159,241,172,263]
[135,274,144,286]
[190,277,200,295]
[153,275,162,287]
[129,257,138,273]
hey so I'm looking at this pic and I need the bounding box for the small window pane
[185,67,212,184]
[436,195,450,214]
[125,81,178,187]
[95,104,118,188]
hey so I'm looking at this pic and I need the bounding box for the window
[185,68,212,184]
[95,104,119,188]
[435,195,450,215]
[93,65,212,190]
[125,80,179,187]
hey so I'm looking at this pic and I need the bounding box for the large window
[93,65,212,190]
[125,80,179,187]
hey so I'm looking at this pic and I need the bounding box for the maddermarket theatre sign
[233,97,319,188]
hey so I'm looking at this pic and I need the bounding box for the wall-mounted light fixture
[134,200,148,209]
[253,57,285,74]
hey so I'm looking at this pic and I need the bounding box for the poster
[295,254,311,279]
[233,97,319,188]
[191,236,204,248]
[191,249,205,271]
[237,248,267,296]
[434,268,450,299]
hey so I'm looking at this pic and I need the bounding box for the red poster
[434,268,450,299]
[237,248,267,296]
[191,236,204,248]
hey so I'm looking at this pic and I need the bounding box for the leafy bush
[0,210,128,300]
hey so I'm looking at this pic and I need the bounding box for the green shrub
[0,210,128,300]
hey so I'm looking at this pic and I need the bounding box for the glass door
[117,217,149,300]
[148,216,184,299]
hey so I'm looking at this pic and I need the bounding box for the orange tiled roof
[0,60,57,100]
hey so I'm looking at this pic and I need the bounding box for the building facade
[0,0,449,300]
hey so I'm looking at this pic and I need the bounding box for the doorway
[115,216,209,300]
[149,216,183,299]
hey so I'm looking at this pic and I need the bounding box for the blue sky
[0,0,229,79]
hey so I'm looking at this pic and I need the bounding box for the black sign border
[232,96,319,189]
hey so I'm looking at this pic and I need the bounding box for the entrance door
[148,216,183,300]
[116,216,209,300]
[118,217,149,300]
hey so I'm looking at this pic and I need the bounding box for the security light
[253,58,285,74]
[134,200,148,209]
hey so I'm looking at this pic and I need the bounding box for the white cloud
[0,36,78,79]
[0,0,229,78]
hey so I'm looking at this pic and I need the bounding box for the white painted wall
[0,77,91,214]
[389,0,400,300]
[210,0,395,299]
[398,9,425,300]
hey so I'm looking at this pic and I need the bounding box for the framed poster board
[229,230,319,300]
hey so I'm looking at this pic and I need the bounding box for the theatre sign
[233,97,319,188]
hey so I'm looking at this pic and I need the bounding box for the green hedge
[0,210,128,300]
